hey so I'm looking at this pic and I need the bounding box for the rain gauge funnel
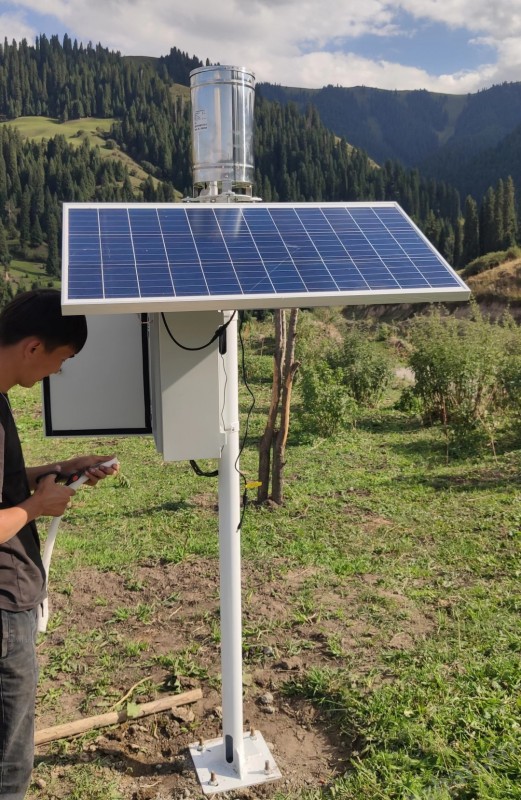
[189,65,258,201]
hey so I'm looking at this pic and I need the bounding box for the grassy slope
[0,115,113,141]
[466,256,521,305]
[12,317,521,799]
[6,257,59,294]
[0,116,166,193]
[1,114,183,293]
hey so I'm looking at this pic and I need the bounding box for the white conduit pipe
[37,457,119,633]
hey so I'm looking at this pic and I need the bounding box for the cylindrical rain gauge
[190,65,255,195]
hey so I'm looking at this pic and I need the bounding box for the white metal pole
[218,311,245,777]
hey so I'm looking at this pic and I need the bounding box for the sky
[0,0,520,94]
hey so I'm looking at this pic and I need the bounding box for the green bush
[395,385,423,415]
[402,305,516,452]
[241,351,273,383]
[330,322,392,407]
[497,336,521,438]
[294,309,343,366]
[500,354,521,411]
[297,362,357,437]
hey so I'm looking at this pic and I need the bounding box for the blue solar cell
[69,210,99,234]
[98,209,130,235]
[128,208,162,234]
[63,203,470,311]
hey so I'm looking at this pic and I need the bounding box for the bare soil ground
[34,557,434,799]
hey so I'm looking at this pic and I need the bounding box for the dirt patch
[33,559,433,799]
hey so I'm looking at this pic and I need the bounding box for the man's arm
[0,456,119,544]
[0,474,75,544]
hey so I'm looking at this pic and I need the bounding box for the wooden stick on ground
[35,688,202,745]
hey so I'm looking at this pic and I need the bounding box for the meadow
[11,314,521,800]
[0,116,168,194]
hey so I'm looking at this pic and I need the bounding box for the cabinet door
[43,313,151,436]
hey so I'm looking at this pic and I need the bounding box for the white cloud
[397,0,521,38]
[6,0,521,92]
[0,10,37,42]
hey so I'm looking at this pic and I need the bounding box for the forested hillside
[424,122,521,201]
[257,82,521,202]
[0,36,519,301]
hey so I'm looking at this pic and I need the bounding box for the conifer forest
[0,35,519,298]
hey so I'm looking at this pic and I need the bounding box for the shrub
[297,362,357,437]
[395,385,423,415]
[330,322,392,407]
[242,351,273,383]
[295,309,344,366]
[403,305,513,452]
[497,322,521,434]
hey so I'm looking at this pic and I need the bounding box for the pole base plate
[189,730,281,794]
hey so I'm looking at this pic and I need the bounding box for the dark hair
[0,289,88,352]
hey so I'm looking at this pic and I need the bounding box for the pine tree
[45,214,60,277]
[30,216,43,247]
[0,220,11,267]
[493,178,505,250]
[18,187,31,249]
[453,217,463,267]
[502,175,518,248]
[479,186,496,254]
[462,196,480,265]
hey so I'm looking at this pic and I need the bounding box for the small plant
[123,575,145,592]
[151,649,208,680]
[135,602,155,623]
[123,640,149,657]
[109,607,131,622]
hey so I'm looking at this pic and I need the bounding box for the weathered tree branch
[35,689,202,745]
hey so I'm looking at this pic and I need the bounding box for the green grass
[0,115,114,144]
[7,257,58,293]
[1,116,178,194]
[10,323,521,799]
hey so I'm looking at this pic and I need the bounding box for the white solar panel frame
[61,201,470,315]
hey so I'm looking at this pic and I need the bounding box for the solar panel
[62,202,470,313]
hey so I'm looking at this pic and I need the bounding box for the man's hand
[63,455,119,486]
[31,473,75,517]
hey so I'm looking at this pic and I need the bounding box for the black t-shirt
[0,393,46,611]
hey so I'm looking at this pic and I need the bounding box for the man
[0,289,119,799]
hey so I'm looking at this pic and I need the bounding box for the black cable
[236,312,256,472]
[161,310,236,352]
[236,311,257,531]
[189,460,218,478]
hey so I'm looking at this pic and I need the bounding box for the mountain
[421,121,521,201]
[257,82,521,200]
[0,34,518,300]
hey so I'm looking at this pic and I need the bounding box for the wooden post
[272,308,300,505]
[35,688,202,745]
[257,309,285,502]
